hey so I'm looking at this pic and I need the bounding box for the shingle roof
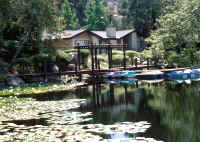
[90,29,135,39]
[43,29,87,40]
[43,29,135,40]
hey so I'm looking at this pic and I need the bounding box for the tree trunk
[11,30,31,64]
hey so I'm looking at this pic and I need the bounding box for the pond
[0,79,200,142]
[74,79,200,142]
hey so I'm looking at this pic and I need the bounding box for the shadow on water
[74,79,200,142]
[2,118,49,126]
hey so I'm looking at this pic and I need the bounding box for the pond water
[73,79,200,142]
[1,79,200,142]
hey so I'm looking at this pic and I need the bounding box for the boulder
[7,76,25,86]
[51,64,59,73]
[68,52,77,64]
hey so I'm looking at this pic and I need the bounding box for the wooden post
[110,48,112,68]
[77,47,81,71]
[98,60,100,70]
[147,58,150,70]
[95,48,98,69]
[123,45,126,70]
[75,61,78,74]
[90,47,94,71]
[107,46,111,69]
[131,58,134,66]
[135,58,138,69]
[43,60,47,83]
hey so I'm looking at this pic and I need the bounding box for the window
[117,39,121,44]
[75,40,89,46]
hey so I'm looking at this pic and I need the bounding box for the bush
[126,50,139,58]
[112,50,123,55]
[56,50,71,62]
[80,49,90,57]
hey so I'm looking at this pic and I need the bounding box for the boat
[135,71,166,80]
[103,71,138,78]
[167,68,200,83]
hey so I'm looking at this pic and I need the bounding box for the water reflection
[75,80,200,142]
[76,81,164,141]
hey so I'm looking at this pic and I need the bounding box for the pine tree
[62,0,80,30]
[119,0,161,38]
[85,0,108,30]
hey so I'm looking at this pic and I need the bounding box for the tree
[146,0,200,67]
[61,0,80,30]
[72,0,88,26]
[118,0,166,37]
[0,0,60,65]
[85,0,109,30]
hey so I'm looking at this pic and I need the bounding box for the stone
[50,64,59,73]
[6,76,25,86]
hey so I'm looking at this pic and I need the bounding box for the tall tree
[61,0,80,30]
[0,0,60,64]
[119,0,162,37]
[85,0,109,30]
[146,0,200,67]
[72,0,88,26]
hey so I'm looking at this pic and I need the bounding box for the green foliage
[0,0,60,64]
[80,49,90,57]
[72,0,88,26]
[147,0,200,67]
[126,50,140,58]
[61,0,80,30]
[64,49,77,54]
[85,0,109,30]
[112,50,123,55]
[119,0,162,37]
[0,82,81,96]
[56,50,71,62]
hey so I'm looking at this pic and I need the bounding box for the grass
[0,81,84,97]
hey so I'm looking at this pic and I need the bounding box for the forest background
[0,0,200,71]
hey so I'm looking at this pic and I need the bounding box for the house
[44,26,144,52]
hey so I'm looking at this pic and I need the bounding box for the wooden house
[44,26,144,52]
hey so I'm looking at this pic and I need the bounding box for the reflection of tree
[148,82,200,142]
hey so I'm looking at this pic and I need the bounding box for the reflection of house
[45,27,143,51]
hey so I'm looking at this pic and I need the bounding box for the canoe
[167,68,200,83]
[103,71,138,78]
[135,71,166,80]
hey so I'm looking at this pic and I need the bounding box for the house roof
[90,29,135,39]
[43,29,135,40]
[43,29,87,40]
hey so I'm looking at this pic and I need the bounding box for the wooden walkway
[17,65,195,79]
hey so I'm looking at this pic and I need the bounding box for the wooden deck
[17,65,196,79]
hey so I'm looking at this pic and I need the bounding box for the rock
[68,53,77,64]
[7,76,25,86]
[50,64,59,73]
[67,64,75,71]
